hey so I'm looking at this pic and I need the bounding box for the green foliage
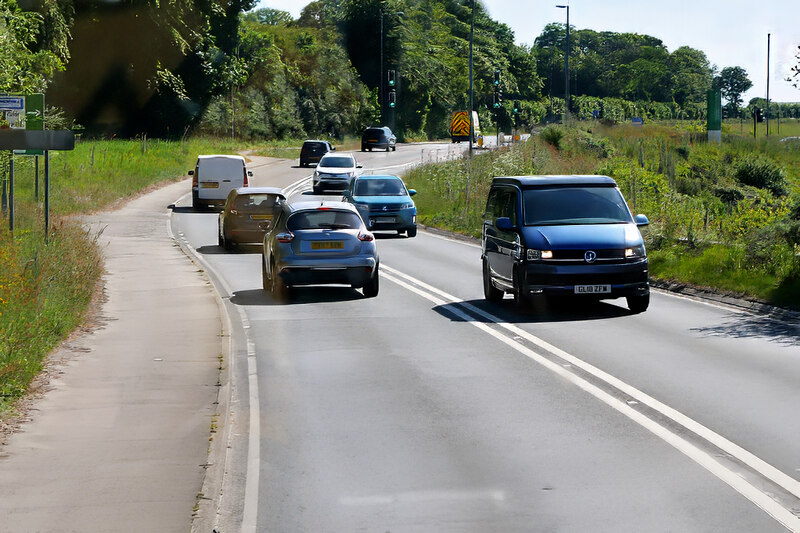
[733,155,788,196]
[0,0,68,93]
[540,125,564,149]
[715,66,753,111]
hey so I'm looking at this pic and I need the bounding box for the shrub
[540,125,564,150]
[734,155,788,196]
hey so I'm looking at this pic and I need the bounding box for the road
[174,143,800,532]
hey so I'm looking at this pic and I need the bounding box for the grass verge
[0,137,258,412]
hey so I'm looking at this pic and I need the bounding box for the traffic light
[492,93,500,109]
[388,91,396,108]
[387,70,396,87]
[755,107,763,122]
[513,100,520,114]
[493,70,500,86]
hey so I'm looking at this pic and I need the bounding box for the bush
[734,155,788,196]
[540,125,564,149]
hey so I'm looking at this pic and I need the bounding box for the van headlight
[527,249,553,261]
[625,245,646,259]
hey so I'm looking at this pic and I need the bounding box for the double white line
[381,264,800,532]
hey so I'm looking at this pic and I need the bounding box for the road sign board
[0,96,25,111]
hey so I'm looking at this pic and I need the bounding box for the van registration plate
[201,182,219,188]
[575,284,611,294]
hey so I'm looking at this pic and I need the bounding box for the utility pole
[556,4,569,126]
[766,33,770,137]
[468,0,474,156]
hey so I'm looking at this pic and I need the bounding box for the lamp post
[556,3,569,126]
[468,0,474,155]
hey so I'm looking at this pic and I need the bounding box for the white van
[190,155,253,209]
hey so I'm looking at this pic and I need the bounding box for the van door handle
[222,179,231,182]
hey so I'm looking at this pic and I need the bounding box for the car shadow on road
[433,297,632,324]
[170,205,218,214]
[230,286,365,306]
[196,245,262,255]
[691,314,800,347]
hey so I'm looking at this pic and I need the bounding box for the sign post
[707,89,722,143]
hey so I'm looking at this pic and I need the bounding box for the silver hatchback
[261,200,379,301]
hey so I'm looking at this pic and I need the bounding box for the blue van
[481,175,650,312]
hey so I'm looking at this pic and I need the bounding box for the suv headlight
[399,202,414,209]
[354,202,369,210]
[527,249,553,261]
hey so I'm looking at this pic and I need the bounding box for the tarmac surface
[0,179,223,532]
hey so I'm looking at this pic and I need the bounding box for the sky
[255,0,800,103]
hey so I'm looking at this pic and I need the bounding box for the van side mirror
[495,217,514,231]
[188,170,194,175]
[357,164,363,168]
[634,214,649,227]
[247,171,253,177]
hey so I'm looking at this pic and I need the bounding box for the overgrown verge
[0,137,252,412]
[405,121,800,310]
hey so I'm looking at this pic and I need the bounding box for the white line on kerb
[381,265,800,532]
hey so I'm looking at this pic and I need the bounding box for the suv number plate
[575,284,611,294]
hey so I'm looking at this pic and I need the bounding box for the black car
[361,127,396,152]
[299,140,335,167]
[481,175,650,313]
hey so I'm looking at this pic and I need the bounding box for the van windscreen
[523,186,631,225]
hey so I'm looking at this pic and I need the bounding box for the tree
[715,66,752,112]
[787,44,800,89]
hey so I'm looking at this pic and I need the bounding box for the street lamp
[380,9,404,124]
[556,3,569,126]
[468,0,474,155]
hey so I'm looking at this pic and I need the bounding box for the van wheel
[407,227,417,238]
[627,293,650,313]
[482,260,503,303]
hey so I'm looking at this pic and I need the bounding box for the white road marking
[381,265,800,532]
[169,195,262,532]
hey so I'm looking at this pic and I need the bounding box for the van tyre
[406,227,417,237]
[482,260,504,303]
[627,293,650,313]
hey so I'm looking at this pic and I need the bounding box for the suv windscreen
[523,186,631,225]
[287,210,362,230]
[319,156,354,168]
[355,179,405,196]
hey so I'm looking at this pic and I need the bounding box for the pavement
[0,179,224,532]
